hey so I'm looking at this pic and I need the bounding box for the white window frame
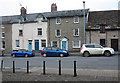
[73,28,79,36]
[74,16,79,23]
[1,32,5,38]
[16,40,20,47]
[72,40,81,48]
[55,29,61,37]
[1,25,5,28]
[1,41,5,49]
[56,17,61,24]
[41,40,46,47]
[51,41,59,47]
[38,28,42,36]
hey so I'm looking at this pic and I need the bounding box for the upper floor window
[55,29,61,37]
[19,30,23,36]
[74,16,79,23]
[38,28,42,35]
[38,18,42,24]
[100,25,105,33]
[56,17,61,24]
[1,32,5,38]
[73,28,79,36]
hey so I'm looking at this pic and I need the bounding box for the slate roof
[1,9,89,24]
[88,10,119,28]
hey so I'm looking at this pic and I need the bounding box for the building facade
[86,10,120,52]
[12,12,48,51]
[46,9,89,52]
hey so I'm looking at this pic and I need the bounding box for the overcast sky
[0,0,119,16]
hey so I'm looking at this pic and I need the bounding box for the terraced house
[86,10,120,52]
[47,4,89,51]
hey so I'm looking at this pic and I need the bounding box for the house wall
[12,22,48,51]
[86,29,120,52]
[49,16,87,51]
[0,24,12,54]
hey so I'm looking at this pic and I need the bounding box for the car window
[85,45,94,48]
[94,45,102,48]
[52,47,57,51]
[46,47,52,50]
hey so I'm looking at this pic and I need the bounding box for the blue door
[35,40,39,51]
[62,41,67,50]
[28,40,32,51]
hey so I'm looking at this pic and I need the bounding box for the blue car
[11,49,35,57]
[41,47,69,57]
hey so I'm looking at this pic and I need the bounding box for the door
[35,40,39,51]
[28,40,32,51]
[62,41,67,50]
[111,39,118,51]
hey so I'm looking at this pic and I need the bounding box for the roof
[88,10,119,28]
[1,9,89,24]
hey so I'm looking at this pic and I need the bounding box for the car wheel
[25,54,28,57]
[60,53,64,57]
[43,53,47,57]
[104,51,111,57]
[83,52,90,57]
[12,54,16,57]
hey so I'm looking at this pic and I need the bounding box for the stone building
[86,10,120,52]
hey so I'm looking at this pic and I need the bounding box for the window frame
[51,41,59,47]
[41,40,46,47]
[72,40,81,48]
[16,40,20,47]
[1,32,5,38]
[19,30,23,36]
[73,28,79,36]
[38,28,42,36]
[74,16,79,23]
[55,29,61,37]
[1,41,5,49]
[100,25,105,33]
[56,17,61,24]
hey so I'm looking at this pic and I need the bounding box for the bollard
[73,60,77,77]
[27,61,29,73]
[59,60,61,75]
[2,50,4,57]
[43,61,46,75]
[1,60,3,71]
[13,61,15,73]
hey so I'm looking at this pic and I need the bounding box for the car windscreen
[85,45,94,48]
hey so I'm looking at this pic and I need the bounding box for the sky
[0,0,119,16]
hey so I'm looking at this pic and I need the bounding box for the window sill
[73,35,79,37]
[73,47,80,48]
[74,22,79,24]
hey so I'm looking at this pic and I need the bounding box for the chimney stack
[20,7,27,21]
[51,3,57,12]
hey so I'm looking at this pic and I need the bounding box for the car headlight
[63,51,67,53]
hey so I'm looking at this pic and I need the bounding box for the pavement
[1,67,119,82]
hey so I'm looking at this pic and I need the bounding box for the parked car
[41,47,69,57]
[11,49,35,57]
[80,44,114,57]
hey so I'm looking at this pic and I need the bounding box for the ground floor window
[41,40,46,47]
[16,40,20,47]
[72,40,80,48]
[100,39,105,47]
[1,41,5,49]
[51,41,58,47]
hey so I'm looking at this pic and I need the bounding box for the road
[0,54,119,70]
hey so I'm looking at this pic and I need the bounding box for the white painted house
[12,12,48,51]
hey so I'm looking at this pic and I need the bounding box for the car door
[51,47,58,56]
[46,47,52,56]
[86,45,95,54]
[94,44,103,54]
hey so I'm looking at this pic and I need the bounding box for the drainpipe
[83,1,86,44]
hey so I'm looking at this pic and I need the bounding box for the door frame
[60,38,68,50]
[28,40,32,51]
[35,40,39,51]
[111,39,118,51]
